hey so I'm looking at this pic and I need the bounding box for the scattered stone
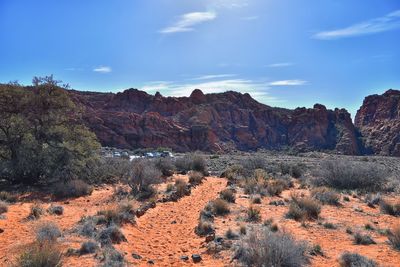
[180,255,189,261]
[0,215,6,220]
[0,228,4,233]
[269,200,285,206]
[132,253,142,259]
[205,233,215,243]
[192,254,202,263]
[171,220,177,224]
[147,260,155,265]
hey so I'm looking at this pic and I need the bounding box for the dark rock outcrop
[355,89,400,156]
[69,88,361,154]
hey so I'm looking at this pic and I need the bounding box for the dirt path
[117,176,227,266]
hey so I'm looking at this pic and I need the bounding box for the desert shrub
[243,178,267,196]
[98,225,127,245]
[364,193,381,207]
[174,179,189,197]
[311,187,340,206]
[222,164,245,181]
[270,223,279,232]
[195,220,214,236]
[313,160,387,192]
[353,232,376,245]
[101,247,125,267]
[97,201,135,226]
[85,157,133,184]
[280,162,304,178]
[35,222,62,243]
[175,153,207,175]
[246,206,261,222]
[199,209,214,223]
[0,201,8,214]
[240,225,247,235]
[28,203,44,220]
[154,157,175,176]
[166,183,174,192]
[266,179,287,196]
[252,195,262,204]
[339,252,377,267]
[16,242,62,267]
[323,222,336,229]
[79,241,98,255]
[379,199,400,216]
[310,244,323,256]
[225,228,239,239]
[188,171,204,186]
[220,189,235,203]
[53,179,93,199]
[241,156,266,175]
[364,223,374,230]
[207,199,230,216]
[128,160,161,200]
[0,191,17,203]
[286,194,321,221]
[234,228,309,267]
[47,205,64,215]
[388,225,400,250]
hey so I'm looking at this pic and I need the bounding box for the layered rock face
[355,89,400,156]
[70,88,360,154]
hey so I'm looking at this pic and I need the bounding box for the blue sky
[1,0,399,117]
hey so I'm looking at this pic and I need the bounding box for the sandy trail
[117,176,227,266]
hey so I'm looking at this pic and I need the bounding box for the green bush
[0,76,100,185]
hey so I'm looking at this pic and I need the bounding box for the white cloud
[159,11,217,34]
[313,9,400,40]
[267,62,294,68]
[269,80,307,86]
[93,66,112,73]
[241,16,259,21]
[139,78,284,104]
[192,74,236,80]
[210,0,249,9]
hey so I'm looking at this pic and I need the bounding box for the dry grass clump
[16,242,62,267]
[380,199,400,216]
[233,228,309,267]
[280,162,304,178]
[311,187,340,206]
[35,222,62,243]
[225,228,239,239]
[206,199,230,216]
[241,156,266,175]
[0,191,17,203]
[243,177,267,195]
[246,206,261,222]
[47,205,64,215]
[388,224,400,250]
[266,179,288,196]
[286,194,321,221]
[339,252,377,267]
[97,201,136,226]
[313,160,387,192]
[98,225,127,246]
[221,164,245,181]
[174,178,189,197]
[188,171,204,186]
[219,189,235,203]
[353,232,376,245]
[53,179,93,199]
[28,203,44,220]
[195,220,214,236]
[79,241,98,255]
[0,201,8,214]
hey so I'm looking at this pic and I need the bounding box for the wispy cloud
[191,74,236,80]
[210,0,249,9]
[313,9,400,40]
[93,66,112,73]
[140,78,284,104]
[159,11,217,34]
[65,67,84,71]
[241,16,259,21]
[269,80,307,86]
[267,62,294,68]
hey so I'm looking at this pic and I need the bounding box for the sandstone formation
[355,89,400,156]
[70,88,360,154]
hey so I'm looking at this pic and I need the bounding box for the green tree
[0,76,100,184]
